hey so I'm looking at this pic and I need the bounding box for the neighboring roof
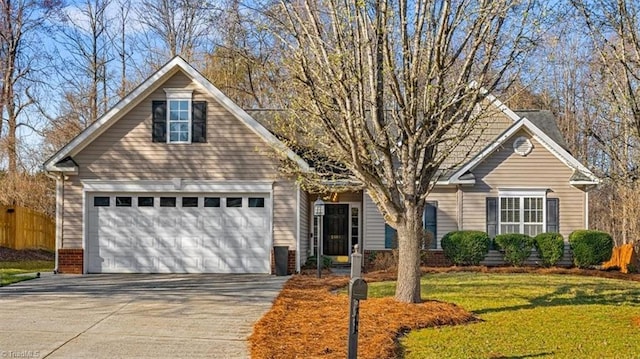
[515,110,569,152]
[44,57,310,173]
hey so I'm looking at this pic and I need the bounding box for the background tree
[202,0,285,108]
[570,0,640,245]
[54,0,111,126]
[265,0,543,303]
[135,0,220,69]
[0,0,60,210]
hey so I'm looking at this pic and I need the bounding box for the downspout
[583,184,597,230]
[44,171,64,273]
[456,185,463,230]
[295,185,301,273]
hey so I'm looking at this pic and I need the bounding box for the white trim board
[80,179,274,193]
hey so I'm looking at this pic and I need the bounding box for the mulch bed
[249,270,477,359]
[250,265,640,358]
[0,247,55,261]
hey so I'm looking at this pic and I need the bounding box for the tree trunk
[394,204,423,303]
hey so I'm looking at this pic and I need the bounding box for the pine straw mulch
[0,246,55,261]
[250,265,640,359]
[249,269,477,359]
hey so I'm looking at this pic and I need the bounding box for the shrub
[494,233,534,266]
[441,231,490,266]
[303,255,333,269]
[366,250,398,271]
[533,232,565,267]
[568,230,614,268]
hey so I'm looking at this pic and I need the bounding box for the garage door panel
[87,193,272,274]
[223,234,247,249]
[157,236,178,248]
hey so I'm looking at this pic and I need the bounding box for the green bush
[568,230,613,268]
[533,232,565,267]
[441,231,490,266]
[494,233,534,266]
[303,255,333,269]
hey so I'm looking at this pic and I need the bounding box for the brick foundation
[58,248,84,274]
[364,249,452,270]
[271,248,297,275]
[424,250,452,267]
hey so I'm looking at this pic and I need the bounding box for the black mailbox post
[348,276,367,358]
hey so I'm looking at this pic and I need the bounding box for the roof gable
[44,56,309,172]
[446,116,598,185]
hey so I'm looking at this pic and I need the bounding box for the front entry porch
[312,202,360,264]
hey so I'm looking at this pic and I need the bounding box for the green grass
[368,272,640,358]
[0,260,54,286]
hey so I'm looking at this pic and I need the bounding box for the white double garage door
[86,192,271,274]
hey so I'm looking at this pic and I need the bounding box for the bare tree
[54,0,111,126]
[265,0,542,302]
[110,0,133,99]
[203,0,286,108]
[0,0,60,176]
[135,0,220,68]
[571,0,640,245]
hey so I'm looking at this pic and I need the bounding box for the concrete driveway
[0,274,287,358]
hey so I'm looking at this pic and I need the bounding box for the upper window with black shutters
[152,89,207,144]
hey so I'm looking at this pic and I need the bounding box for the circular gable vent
[513,136,533,156]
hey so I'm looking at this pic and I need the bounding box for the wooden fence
[0,206,55,250]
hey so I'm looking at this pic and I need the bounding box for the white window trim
[164,88,193,144]
[498,189,546,235]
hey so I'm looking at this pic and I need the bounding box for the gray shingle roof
[515,110,570,153]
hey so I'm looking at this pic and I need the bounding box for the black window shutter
[152,101,167,142]
[546,198,559,233]
[486,197,498,238]
[424,202,437,249]
[192,101,207,143]
[384,224,397,249]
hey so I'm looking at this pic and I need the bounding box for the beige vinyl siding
[299,189,310,264]
[363,188,459,250]
[61,70,297,250]
[441,105,515,170]
[273,181,297,248]
[428,188,459,247]
[461,129,586,240]
[61,177,84,248]
[363,193,386,250]
[74,71,279,180]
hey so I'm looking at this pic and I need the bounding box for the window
[116,197,132,207]
[497,191,545,236]
[169,100,190,142]
[385,202,437,249]
[182,197,198,207]
[248,197,265,208]
[94,197,110,207]
[138,197,154,207]
[204,197,220,207]
[160,197,176,207]
[152,89,206,144]
[226,197,242,207]
[423,202,437,249]
[500,197,544,236]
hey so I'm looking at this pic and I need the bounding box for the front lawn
[0,260,54,286]
[369,272,640,358]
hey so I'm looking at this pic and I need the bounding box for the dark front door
[323,204,349,256]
